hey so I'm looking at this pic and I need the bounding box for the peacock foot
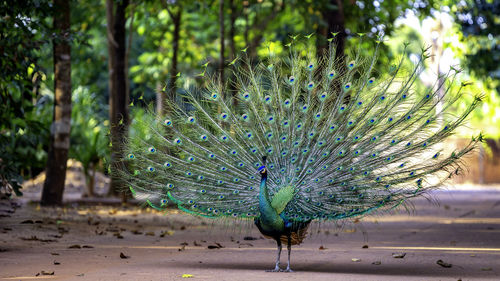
[284,268,294,273]
[266,267,283,272]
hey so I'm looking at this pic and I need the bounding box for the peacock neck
[259,174,270,203]
[258,173,284,232]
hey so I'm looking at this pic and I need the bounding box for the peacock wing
[270,185,296,215]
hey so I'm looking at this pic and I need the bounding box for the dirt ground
[1,185,499,281]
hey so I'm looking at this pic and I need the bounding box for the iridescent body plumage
[124,35,481,271]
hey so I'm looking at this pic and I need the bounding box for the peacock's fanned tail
[124,36,481,222]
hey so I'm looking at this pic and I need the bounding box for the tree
[106,0,130,200]
[0,0,52,198]
[452,0,500,92]
[316,0,346,60]
[41,0,72,206]
[219,0,225,83]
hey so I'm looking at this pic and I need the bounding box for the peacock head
[258,156,268,176]
[258,165,267,175]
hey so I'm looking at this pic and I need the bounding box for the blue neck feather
[258,172,284,232]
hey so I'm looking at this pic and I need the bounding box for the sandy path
[1,187,499,281]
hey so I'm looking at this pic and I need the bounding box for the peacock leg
[284,235,294,272]
[266,239,282,272]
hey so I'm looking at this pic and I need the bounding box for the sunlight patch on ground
[365,216,500,224]
[93,245,500,253]
[372,246,500,252]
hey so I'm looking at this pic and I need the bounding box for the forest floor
[1,185,500,281]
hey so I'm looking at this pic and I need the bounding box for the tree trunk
[156,81,165,116]
[229,0,237,60]
[243,1,249,46]
[219,0,225,84]
[106,0,129,201]
[41,0,72,206]
[316,0,347,103]
[83,165,95,197]
[317,0,346,62]
[166,9,181,108]
[228,0,238,107]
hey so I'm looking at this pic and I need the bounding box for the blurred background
[1,0,499,205]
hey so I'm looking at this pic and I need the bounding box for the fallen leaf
[243,236,258,241]
[68,244,82,249]
[58,227,69,234]
[160,230,174,237]
[352,258,361,262]
[106,227,120,233]
[238,243,253,248]
[82,245,94,248]
[207,245,220,249]
[54,261,60,265]
[319,246,327,250]
[215,242,225,248]
[41,270,54,275]
[76,273,84,277]
[362,245,369,249]
[120,252,129,259]
[145,231,155,236]
[181,274,194,278]
[436,259,452,268]
[180,242,189,246]
[21,219,34,224]
[372,261,381,265]
[20,236,57,243]
[392,253,406,258]
[178,245,186,251]
[51,252,59,255]
[193,241,202,246]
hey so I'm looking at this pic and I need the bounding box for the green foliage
[452,0,500,90]
[450,0,500,138]
[0,0,52,196]
[69,87,109,187]
[2,0,498,198]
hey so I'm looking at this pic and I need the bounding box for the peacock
[124,35,482,272]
